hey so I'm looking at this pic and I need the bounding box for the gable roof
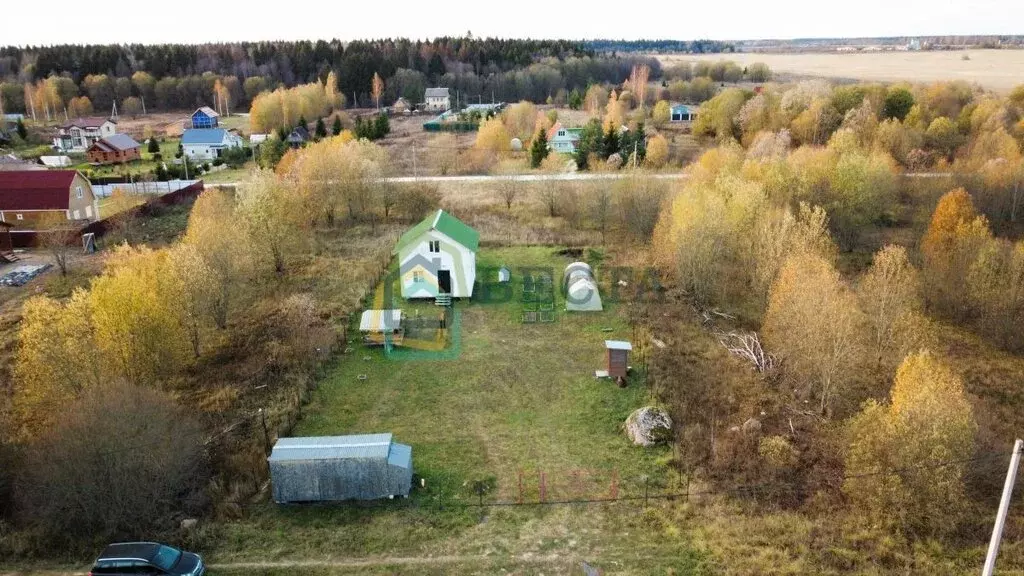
[182,128,229,145]
[90,134,141,152]
[268,434,396,462]
[194,106,220,118]
[547,122,582,141]
[0,170,80,211]
[425,87,450,99]
[394,209,479,254]
[288,126,309,140]
[60,116,115,129]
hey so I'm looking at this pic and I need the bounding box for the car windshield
[151,545,182,571]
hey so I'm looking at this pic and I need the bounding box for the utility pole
[983,438,1023,576]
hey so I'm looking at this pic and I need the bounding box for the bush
[213,158,224,167]
[16,383,208,547]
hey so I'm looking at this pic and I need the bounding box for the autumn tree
[652,100,671,127]
[502,101,538,142]
[693,88,747,142]
[922,189,993,318]
[121,96,143,117]
[857,245,926,370]
[584,84,609,116]
[13,291,102,438]
[166,244,219,358]
[236,170,304,275]
[645,134,669,168]
[36,213,79,277]
[496,176,521,212]
[844,351,976,536]
[925,116,963,160]
[20,383,207,544]
[89,245,191,386]
[371,72,385,111]
[967,239,1024,350]
[68,95,93,117]
[763,250,865,416]
[183,189,252,329]
[628,64,650,109]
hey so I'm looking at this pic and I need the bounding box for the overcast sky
[5,0,1022,46]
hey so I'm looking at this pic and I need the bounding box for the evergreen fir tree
[147,137,160,154]
[315,117,327,139]
[332,115,343,136]
[530,129,549,168]
[602,124,620,159]
[16,118,28,141]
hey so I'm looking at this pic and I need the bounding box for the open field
[660,49,1024,92]
[206,245,704,573]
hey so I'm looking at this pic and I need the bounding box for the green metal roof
[394,209,479,254]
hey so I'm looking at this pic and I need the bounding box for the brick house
[86,134,142,165]
[0,170,99,231]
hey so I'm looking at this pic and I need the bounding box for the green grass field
[208,246,707,574]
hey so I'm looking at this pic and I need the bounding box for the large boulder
[625,406,673,446]
[606,153,623,169]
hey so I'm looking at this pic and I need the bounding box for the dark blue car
[89,542,204,576]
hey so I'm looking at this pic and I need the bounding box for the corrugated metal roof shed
[269,434,394,462]
[425,87,450,98]
[269,434,414,502]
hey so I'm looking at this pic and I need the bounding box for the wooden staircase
[434,292,452,307]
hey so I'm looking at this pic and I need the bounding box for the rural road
[0,553,575,575]
[206,171,951,188]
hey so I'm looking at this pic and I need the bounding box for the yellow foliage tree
[502,101,537,142]
[652,100,671,127]
[857,245,927,369]
[645,134,669,168]
[183,188,253,329]
[89,245,191,386]
[921,188,982,263]
[763,250,865,415]
[235,169,304,274]
[844,351,976,536]
[13,291,102,437]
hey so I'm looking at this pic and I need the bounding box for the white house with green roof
[394,209,479,299]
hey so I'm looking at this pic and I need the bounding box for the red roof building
[0,170,98,230]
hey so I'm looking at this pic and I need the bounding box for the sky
[4,0,1023,46]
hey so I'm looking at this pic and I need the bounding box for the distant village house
[424,87,451,112]
[547,122,583,154]
[190,106,220,129]
[181,128,243,161]
[86,134,142,165]
[53,117,117,153]
[0,170,99,230]
[670,104,697,123]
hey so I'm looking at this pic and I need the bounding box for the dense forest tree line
[586,39,735,53]
[0,39,664,115]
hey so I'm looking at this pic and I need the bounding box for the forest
[0,38,663,115]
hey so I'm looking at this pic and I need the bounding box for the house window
[73,210,81,219]
[428,240,440,253]
[76,186,83,199]
[86,206,93,218]
[15,214,23,220]
[412,271,423,283]
[558,130,566,136]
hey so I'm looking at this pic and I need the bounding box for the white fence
[92,179,199,198]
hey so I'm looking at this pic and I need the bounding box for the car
[88,542,205,576]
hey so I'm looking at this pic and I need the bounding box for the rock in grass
[625,406,673,446]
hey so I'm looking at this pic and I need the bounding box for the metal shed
[563,262,602,311]
[268,434,413,503]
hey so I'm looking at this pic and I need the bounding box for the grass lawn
[209,246,708,574]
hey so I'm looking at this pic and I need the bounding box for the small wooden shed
[605,340,632,379]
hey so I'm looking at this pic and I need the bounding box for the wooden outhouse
[605,340,632,379]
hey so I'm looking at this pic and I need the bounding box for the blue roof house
[181,128,243,161]
[670,104,698,123]
[268,434,413,502]
[190,106,220,129]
